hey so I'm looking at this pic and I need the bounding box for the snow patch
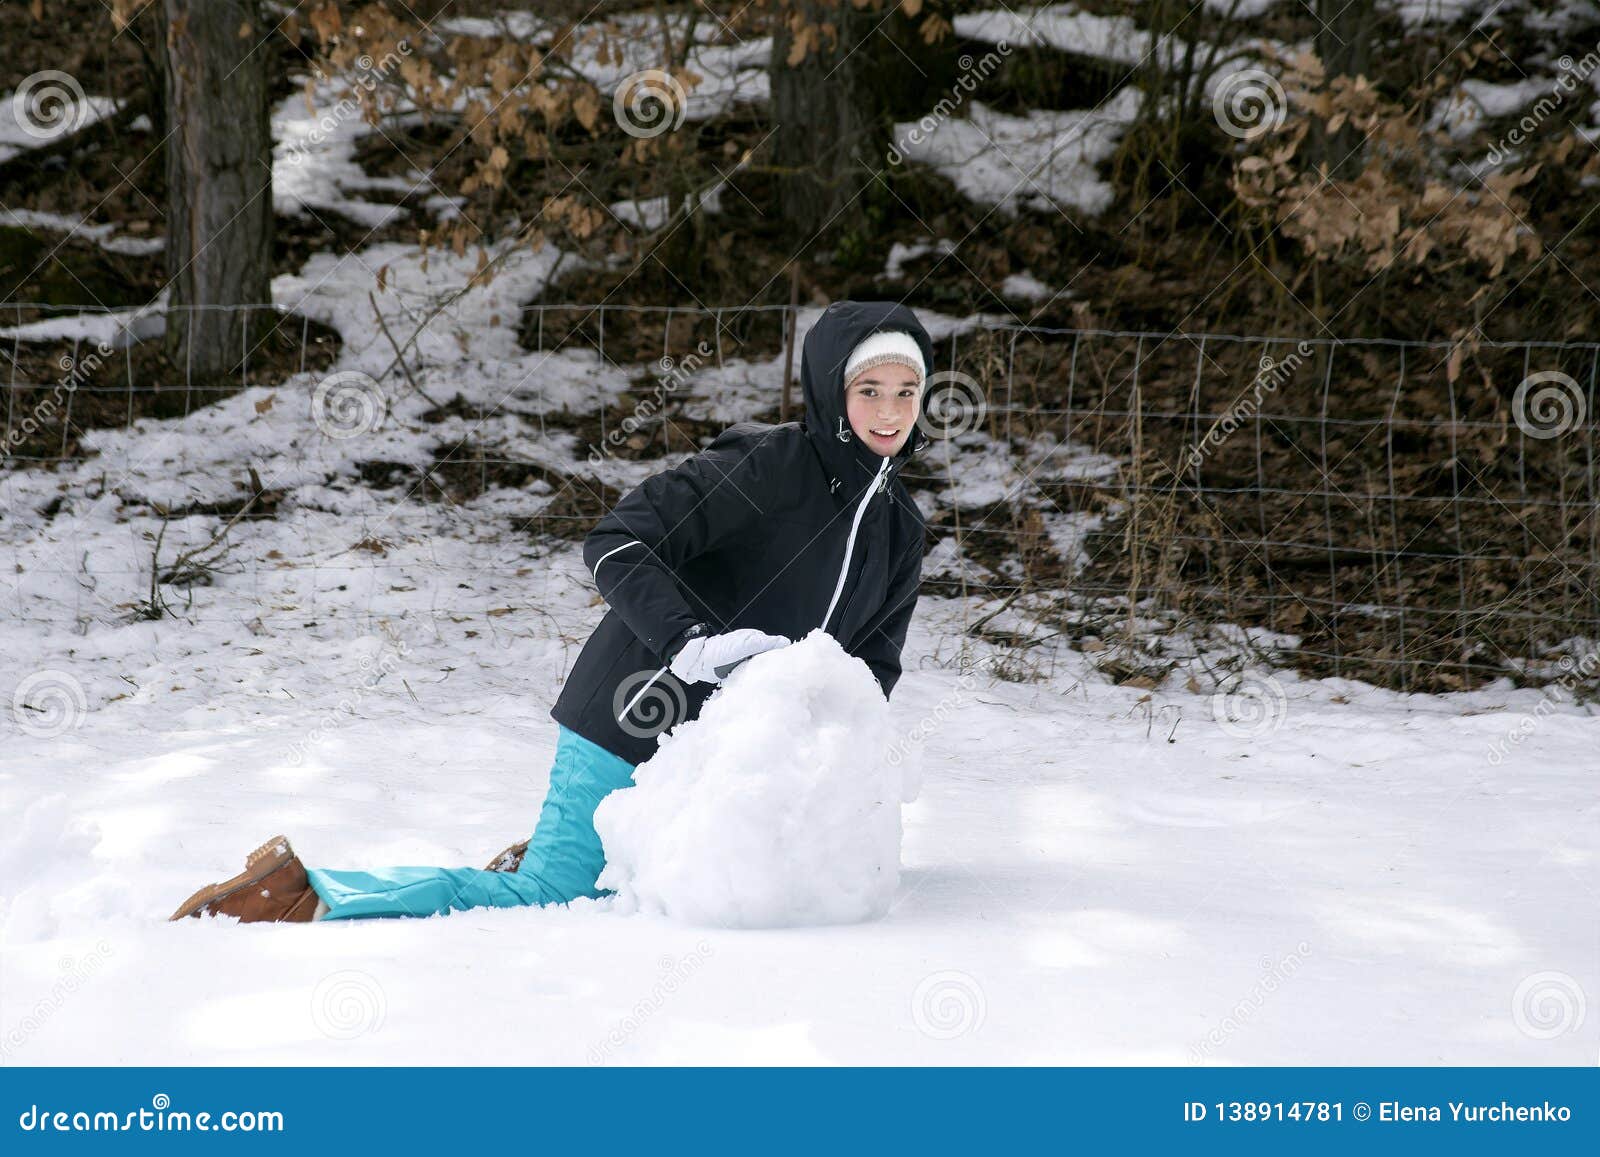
[1000,271,1057,303]
[0,208,164,257]
[0,88,119,165]
[880,239,958,281]
[955,5,1149,65]
[1428,77,1555,139]
[891,90,1141,218]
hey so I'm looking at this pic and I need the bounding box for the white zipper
[821,456,891,634]
[619,456,892,726]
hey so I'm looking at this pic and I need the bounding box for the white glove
[669,628,792,685]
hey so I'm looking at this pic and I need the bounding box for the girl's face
[845,363,922,457]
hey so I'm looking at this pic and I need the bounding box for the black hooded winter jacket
[548,300,935,766]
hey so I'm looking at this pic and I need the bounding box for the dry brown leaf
[573,88,601,132]
[309,1,340,41]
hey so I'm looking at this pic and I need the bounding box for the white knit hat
[843,330,925,388]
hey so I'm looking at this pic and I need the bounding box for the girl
[169,300,933,924]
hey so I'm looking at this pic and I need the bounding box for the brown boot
[169,834,322,923]
[484,839,528,872]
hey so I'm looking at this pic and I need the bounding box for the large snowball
[594,628,910,928]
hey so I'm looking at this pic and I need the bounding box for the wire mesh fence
[3,300,1597,694]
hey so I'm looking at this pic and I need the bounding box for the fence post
[1318,341,1340,678]
[781,264,798,424]
[1385,346,1410,692]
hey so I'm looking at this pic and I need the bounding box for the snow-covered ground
[1,531,1595,1064]
[2,230,1596,1065]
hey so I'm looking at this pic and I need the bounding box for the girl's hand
[669,628,792,685]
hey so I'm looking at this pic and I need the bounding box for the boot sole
[168,834,297,921]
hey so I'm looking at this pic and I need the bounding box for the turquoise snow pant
[304,725,638,920]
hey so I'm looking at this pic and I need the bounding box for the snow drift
[593,629,914,928]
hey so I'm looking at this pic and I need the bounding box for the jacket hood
[800,300,934,501]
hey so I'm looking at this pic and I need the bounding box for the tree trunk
[769,0,879,243]
[1311,0,1377,181]
[160,0,273,382]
